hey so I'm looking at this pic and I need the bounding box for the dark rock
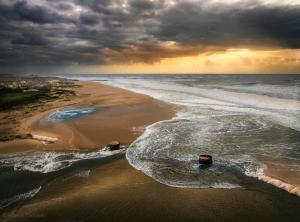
[199,155,212,165]
[108,141,120,150]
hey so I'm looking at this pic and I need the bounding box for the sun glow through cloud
[0,0,299,74]
[64,48,300,74]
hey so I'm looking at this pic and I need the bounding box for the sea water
[48,107,97,122]
[0,147,126,211]
[0,74,299,212]
[70,74,300,191]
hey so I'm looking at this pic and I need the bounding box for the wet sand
[1,157,299,222]
[0,81,176,153]
[263,161,300,196]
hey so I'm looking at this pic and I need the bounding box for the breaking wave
[0,147,126,174]
[98,75,300,195]
[126,118,267,189]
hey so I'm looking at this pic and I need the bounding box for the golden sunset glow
[1,0,299,74]
[65,49,300,74]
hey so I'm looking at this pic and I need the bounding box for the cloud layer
[0,0,299,73]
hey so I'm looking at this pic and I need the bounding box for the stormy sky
[0,0,299,74]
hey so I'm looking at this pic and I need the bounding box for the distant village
[0,75,77,93]
[0,75,78,112]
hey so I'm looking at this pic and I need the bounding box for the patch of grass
[0,90,51,110]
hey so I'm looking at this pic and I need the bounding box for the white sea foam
[103,78,300,131]
[219,84,300,100]
[125,120,249,189]
[0,147,126,173]
[66,75,300,194]
[0,186,41,210]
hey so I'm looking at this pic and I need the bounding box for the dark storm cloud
[14,1,73,24]
[154,2,300,48]
[11,32,48,46]
[0,0,299,73]
[80,11,101,25]
[0,1,75,24]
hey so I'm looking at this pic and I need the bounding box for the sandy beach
[1,0,299,220]
[0,76,299,222]
[0,80,176,153]
[1,157,299,222]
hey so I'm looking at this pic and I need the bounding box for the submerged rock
[199,155,212,165]
[108,141,120,150]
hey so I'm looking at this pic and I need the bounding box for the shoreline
[0,75,299,214]
[0,75,299,222]
[2,157,299,222]
[262,161,300,196]
[1,78,298,190]
[0,80,177,153]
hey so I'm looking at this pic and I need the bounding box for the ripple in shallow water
[48,107,97,122]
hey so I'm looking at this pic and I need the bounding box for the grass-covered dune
[0,88,51,110]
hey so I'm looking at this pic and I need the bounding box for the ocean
[71,74,300,190]
[0,74,299,217]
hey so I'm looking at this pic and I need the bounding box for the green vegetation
[0,78,77,110]
[0,89,50,110]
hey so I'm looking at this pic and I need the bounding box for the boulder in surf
[108,141,120,150]
[199,155,212,165]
